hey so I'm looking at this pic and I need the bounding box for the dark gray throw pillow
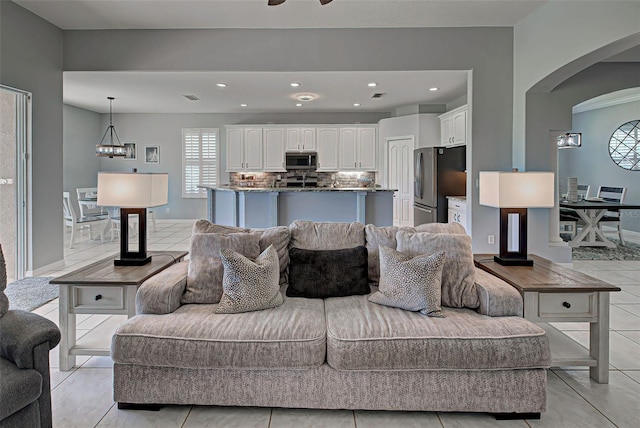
[286,246,370,298]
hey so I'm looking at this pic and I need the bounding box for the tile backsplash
[229,171,377,188]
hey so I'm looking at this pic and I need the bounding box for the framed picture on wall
[123,142,137,160]
[145,145,160,164]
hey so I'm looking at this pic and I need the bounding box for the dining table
[559,200,640,247]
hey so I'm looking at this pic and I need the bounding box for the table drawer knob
[562,301,571,309]
[95,294,102,301]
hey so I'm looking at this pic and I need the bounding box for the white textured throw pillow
[369,245,446,317]
[215,245,283,314]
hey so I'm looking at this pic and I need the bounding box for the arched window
[609,120,640,171]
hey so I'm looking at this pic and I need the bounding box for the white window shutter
[182,128,218,198]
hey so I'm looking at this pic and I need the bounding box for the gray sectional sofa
[111,220,550,417]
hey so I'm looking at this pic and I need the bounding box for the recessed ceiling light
[217,83,227,88]
[367,82,377,87]
[240,104,248,107]
[353,103,361,107]
[295,103,303,107]
[291,82,300,87]
[429,87,439,91]
[296,94,316,102]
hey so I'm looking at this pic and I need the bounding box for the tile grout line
[93,402,116,428]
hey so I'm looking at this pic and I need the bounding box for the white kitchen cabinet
[226,127,264,172]
[263,128,286,171]
[316,127,339,171]
[447,196,468,233]
[339,127,377,171]
[286,127,316,152]
[439,105,467,147]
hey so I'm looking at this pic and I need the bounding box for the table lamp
[479,171,554,266]
[97,172,168,266]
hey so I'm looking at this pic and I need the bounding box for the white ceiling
[16,0,545,114]
[64,70,469,113]
[14,0,548,30]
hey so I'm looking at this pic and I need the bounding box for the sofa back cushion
[183,232,260,304]
[289,220,365,250]
[191,220,290,285]
[250,226,291,285]
[402,222,467,234]
[396,230,479,309]
[364,225,398,284]
[286,246,370,298]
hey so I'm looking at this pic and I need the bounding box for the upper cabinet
[226,127,264,172]
[339,127,377,171]
[263,128,286,172]
[316,127,339,171]
[226,124,377,173]
[439,105,467,147]
[286,128,316,152]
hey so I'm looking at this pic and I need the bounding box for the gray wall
[559,100,640,233]
[63,104,102,210]
[95,111,388,219]
[63,27,514,254]
[0,1,64,272]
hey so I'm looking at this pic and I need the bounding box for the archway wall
[513,0,640,169]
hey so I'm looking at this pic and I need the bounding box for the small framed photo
[145,146,160,164]
[123,142,137,160]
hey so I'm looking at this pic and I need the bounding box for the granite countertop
[446,195,467,201]
[207,185,396,193]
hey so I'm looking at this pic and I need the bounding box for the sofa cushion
[289,220,365,250]
[192,219,249,234]
[368,246,445,317]
[0,358,42,419]
[325,292,550,371]
[287,246,370,299]
[364,224,398,284]
[402,222,467,234]
[216,245,283,314]
[250,226,291,285]
[112,292,326,370]
[183,232,261,304]
[396,230,479,309]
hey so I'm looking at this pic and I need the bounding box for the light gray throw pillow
[215,245,283,314]
[183,232,261,304]
[369,246,446,317]
[396,230,479,309]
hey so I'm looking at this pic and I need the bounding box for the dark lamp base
[494,256,534,266]
[114,256,152,266]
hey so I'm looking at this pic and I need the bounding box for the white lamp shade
[479,171,555,208]
[97,172,168,208]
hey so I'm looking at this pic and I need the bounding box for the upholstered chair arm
[136,261,189,314]
[474,268,523,317]
[0,310,61,369]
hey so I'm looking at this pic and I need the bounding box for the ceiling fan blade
[320,0,333,4]
[268,0,286,5]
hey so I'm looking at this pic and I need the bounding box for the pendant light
[96,97,127,158]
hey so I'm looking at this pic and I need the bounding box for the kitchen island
[203,186,395,228]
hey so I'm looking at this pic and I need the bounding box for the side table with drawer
[50,251,188,371]
[474,254,621,384]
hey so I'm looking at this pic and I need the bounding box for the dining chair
[596,186,627,245]
[76,187,106,218]
[63,192,108,249]
[559,184,591,239]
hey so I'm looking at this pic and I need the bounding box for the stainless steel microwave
[285,153,317,170]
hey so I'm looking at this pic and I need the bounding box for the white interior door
[388,138,414,227]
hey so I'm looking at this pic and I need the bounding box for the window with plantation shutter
[183,128,218,198]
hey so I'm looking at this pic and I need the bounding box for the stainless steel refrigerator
[414,146,466,225]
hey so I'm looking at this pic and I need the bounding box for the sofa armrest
[0,310,61,369]
[136,261,189,314]
[474,268,523,317]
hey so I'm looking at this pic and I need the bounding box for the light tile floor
[33,222,640,427]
